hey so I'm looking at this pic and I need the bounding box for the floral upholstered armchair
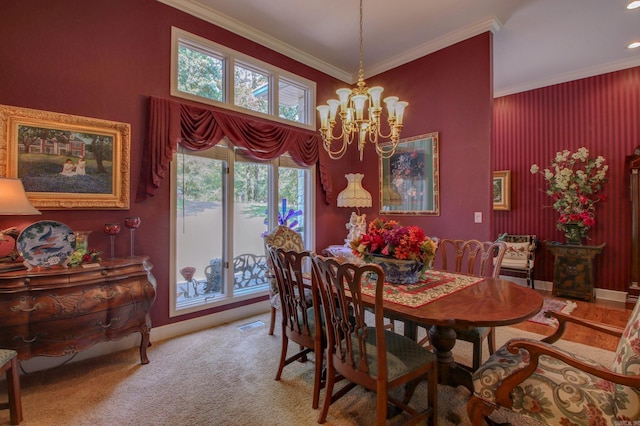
[467,299,640,425]
[263,225,304,335]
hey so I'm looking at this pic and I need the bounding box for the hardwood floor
[509,290,630,352]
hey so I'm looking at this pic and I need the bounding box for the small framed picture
[493,170,511,211]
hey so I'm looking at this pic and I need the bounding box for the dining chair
[496,233,538,289]
[425,239,507,371]
[468,299,640,425]
[0,349,22,425]
[266,246,324,409]
[310,255,438,425]
[263,225,305,335]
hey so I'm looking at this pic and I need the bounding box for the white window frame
[169,142,316,318]
[170,27,316,131]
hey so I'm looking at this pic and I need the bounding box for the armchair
[496,234,538,289]
[468,300,640,425]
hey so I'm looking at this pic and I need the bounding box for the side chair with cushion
[468,300,640,425]
[496,233,538,289]
[266,246,324,409]
[425,239,507,371]
[263,225,305,335]
[0,349,22,425]
[311,255,438,425]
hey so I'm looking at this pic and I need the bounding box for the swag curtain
[136,96,334,203]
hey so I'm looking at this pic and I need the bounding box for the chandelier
[316,0,408,161]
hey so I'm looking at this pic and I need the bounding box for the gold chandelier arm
[375,140,401,159]
[316,0,408,161]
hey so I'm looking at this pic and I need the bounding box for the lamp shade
[337,173,372,208]
[0,178,41,215]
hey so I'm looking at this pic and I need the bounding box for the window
[171,27,315,130]
[170,143,315,316]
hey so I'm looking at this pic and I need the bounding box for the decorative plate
[17,221,76,268]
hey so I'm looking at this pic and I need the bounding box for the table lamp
[0,178,41,266]
[337,173,372,245]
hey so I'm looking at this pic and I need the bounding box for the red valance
[136,96,333,203]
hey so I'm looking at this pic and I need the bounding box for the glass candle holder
[124,217,141,257]
[103,223,121,259]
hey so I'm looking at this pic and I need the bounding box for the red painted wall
[0,0,338,327]
[0,0,494,328]
[493,67,640,292]
[315,33,495,250]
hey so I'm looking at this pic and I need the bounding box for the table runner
[360,270,483,308]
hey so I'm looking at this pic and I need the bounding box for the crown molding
[158,1,505,85]
[494,56,640,98]
[363,17,502,81]
[156,0,353,82]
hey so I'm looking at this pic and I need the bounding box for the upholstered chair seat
[468,298,640,425]
[0,349,22,424]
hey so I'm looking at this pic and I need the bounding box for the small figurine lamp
[337,173,372,245]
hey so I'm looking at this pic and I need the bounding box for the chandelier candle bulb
[317,0,408,161]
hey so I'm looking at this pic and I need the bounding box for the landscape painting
[0,104,130,209]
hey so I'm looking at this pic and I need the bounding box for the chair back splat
[311,255,438,425]
[427,239,506,371]
[263,225,304,335]
[266,246,324,409]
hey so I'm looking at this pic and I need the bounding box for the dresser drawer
[29,311,108,357]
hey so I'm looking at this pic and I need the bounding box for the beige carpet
[2,312,615,426]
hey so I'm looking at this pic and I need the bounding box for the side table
[545,243,605,302]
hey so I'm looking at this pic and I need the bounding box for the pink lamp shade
[337,173,372,208]
[0,178,41,215]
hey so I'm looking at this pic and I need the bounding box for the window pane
[177,43,224,102]
[278,167,307,243]
[176,152,225,309]
[279,78,307,124]
[234,63,269,114]
[233,155,269,294]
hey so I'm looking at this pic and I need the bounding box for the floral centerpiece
[350,218,437,284]
[68,248,102,267]
[530,147,608,243]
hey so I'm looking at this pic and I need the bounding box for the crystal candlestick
[103,223,121,259]
[124,217,141,257]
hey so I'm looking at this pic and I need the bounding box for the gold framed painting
[379,132,440,216]
[493,170,511,211]
[0,104,130,209]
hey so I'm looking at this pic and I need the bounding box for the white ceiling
[158,0,640,97]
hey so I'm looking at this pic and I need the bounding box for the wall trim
[19,301,270,374]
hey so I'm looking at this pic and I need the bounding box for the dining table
[358,269,544,391]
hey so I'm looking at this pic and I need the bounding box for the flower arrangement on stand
[530,147,608,244]
[349,218,437,283]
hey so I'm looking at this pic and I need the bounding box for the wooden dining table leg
[428,325,474,391]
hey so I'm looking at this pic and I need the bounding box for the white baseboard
[500,276,627,304]
[19,301,270,374]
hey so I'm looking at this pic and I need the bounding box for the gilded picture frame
[0,104,130,210]
[493,170,511,211]
[379,132,440,216]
